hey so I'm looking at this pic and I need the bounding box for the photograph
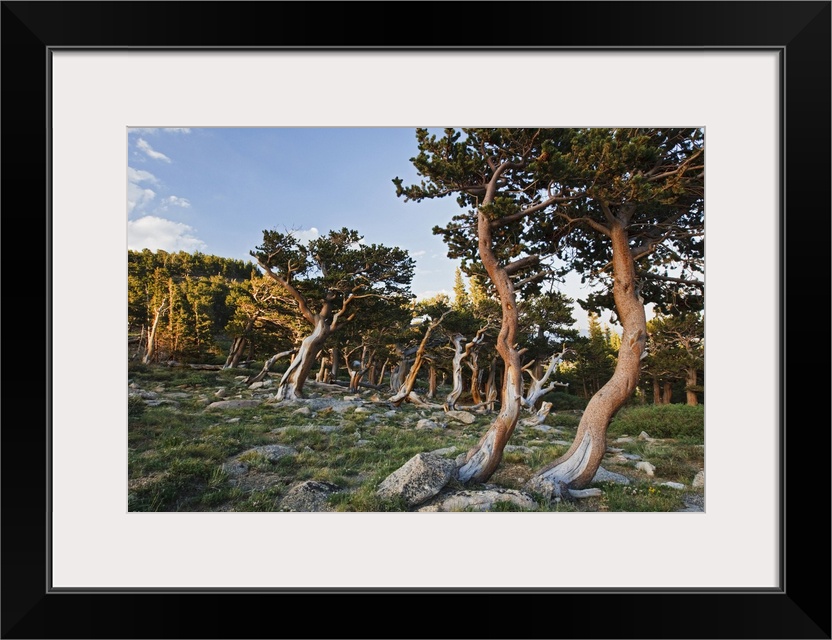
[126,126,707,514]
[2,0,829,637]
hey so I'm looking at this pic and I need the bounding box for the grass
[128,362,704,512]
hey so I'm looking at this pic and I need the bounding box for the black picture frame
[2,2,829,638]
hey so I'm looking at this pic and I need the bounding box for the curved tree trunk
[445,329,486,411]
[456,209,522,484]
[275,319,330,400]
[390,311,449,407]
[245,349,295,385]
[528,223,646,493]
[521,349,569,411]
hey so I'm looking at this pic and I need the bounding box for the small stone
[692,470,705,488]
[661,481,686,490]
[635,461,656,476]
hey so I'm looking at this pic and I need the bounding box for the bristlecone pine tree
[394,128,703,496]
[252,227,415,400]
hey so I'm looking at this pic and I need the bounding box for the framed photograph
[3,2,829,638]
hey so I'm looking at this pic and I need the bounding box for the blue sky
[127,127,615,334]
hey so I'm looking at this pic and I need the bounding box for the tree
[251,227,415,400]
[642,311,704,405]
[389,295,452,406]
[395,128,703,493]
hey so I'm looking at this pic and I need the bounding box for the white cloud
[128,184,156,214]
[414,289,451,302]
[289,227,319,244]
[128,216,206,253]
[410,250,427,257]
[136,138,171,162]
[127,167,158,214]
[127,167,158,184]
[163,195,191,208]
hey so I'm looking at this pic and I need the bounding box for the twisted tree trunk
[528,222,647,494]
[275,318,331,400]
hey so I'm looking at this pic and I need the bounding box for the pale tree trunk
[521,349,569,411]
[142,298,167,365]
[528,222,647,494]
[330,348,340,382]
[685,367,699,405]
[224,337,247,369]
[345,345,371,393]
[275,318,330,400]
[456,206,523,484]
[245,350,295,385]
[376,358,389,386]
[445,329,486,411]
[315,355,330,383]
[390,311,449,407]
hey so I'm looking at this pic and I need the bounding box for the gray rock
[418,488,538,512]
[621,453,642,461]
[292,406,312,415]
[504,445,534,454]
[445,410,476,424]
[249,444,297,462]
[430,446,458,457]
[376,453,455,507]
[271,424,343,434]
[415,419,443,430]
[205,399,261,410]
[635,461,656,476]
[248,381,266,390]
[660,481,686,490]
[531,424,552,433]
[692,469,705,488]
[163,392,191,399]
[354,406,372,413]
[638,430,654,442]
[280,480,339,512]
[568,488,603,499]
[592,466,631,485]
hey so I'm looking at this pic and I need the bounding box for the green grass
[608,404,704,442]
[127,362,704,513]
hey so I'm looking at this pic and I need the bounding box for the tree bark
[245,349,295,385]
[529,222,647,492]
[427,363,437,399]
[389,311,449,407]
[445,329,486,411]
[521,350,569,411]
[468,351,483,405]
[456,206,522,484]
[685,367,699,405]
[275,318,331,400]
[662,381,673,404]
[142,297,167,365]
[652,376,661,405]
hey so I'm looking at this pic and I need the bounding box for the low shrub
[608,404,704,442]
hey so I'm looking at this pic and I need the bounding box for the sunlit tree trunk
[275,318,330,400]
[143,297,167,365]
[529,222,647,492]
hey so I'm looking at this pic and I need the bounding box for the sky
[127,127,619,335]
